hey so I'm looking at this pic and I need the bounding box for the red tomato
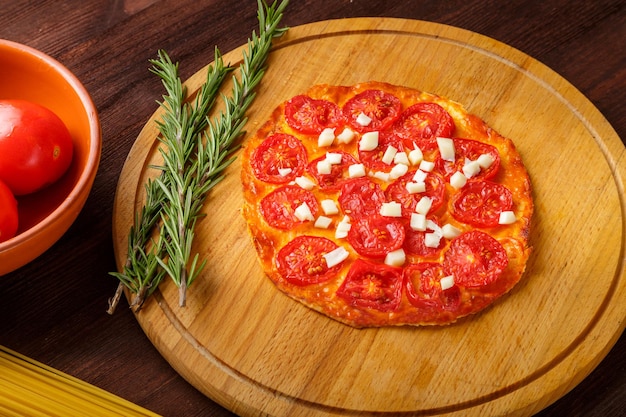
[276,235,342,286]
[0,99,73,195]
[338,177,386,220]
[385,170,446,218]
[337,259,403,312]
[0,179,18,243]
[392,102,455,151]
[434,138,500,181]
[404,262,461,311]
[443,231,508,287]
[259,185,319,230]
[251,133,307,184]
[451,181,513,227]
[343,89,402,132]
[357,130,405,172]
[347,216,405,258]
[285,95,345,134]
[306,151,358,191]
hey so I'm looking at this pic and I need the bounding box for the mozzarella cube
[413,169,428,183]
[278,167,292,177]
[348,163,366,178]
[419,160,435,172]
[317,159,332,175]
[405,181,426,194]
[294,202,314,222]
[382,145,398,165]
[437,137,455,162]
[373,171,391,182]
[415,196,433,215]
[462,160,481,178]
[384,248,406,267]
[359,131,379,151]
[440,275,455,291]
[499,211,517,224]
[426,220,442,236]
[326,152,343,165]
[389,163,409,179]
[318,127,335,147]
[410,213,427,231]
[441,223,462,239]
[424,232,441,248]
[394,151,409,166]
[356,112,372,126]
[335,219,352,239]
[321,199,339,215]
[323,246,350,268]
[408,147,424,165]
[477,153,495,169]
[294,176,315,190]
[450,171,468,189]
[380,201,402,217]
[314,216,333,229]
[336,128,355,144]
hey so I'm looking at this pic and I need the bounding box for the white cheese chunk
[359,131,379,151]
[426,220,442,237]
[405,181,426,194]
[419,160,435,172]
[321,199,339,215]
[410,213,427,231]
[389,163,409,179]
[317,159,332,175]
[413,170,428,183]
[382,145,398,165]
[278,167,292,177]
[294,176,315,190]
[424,232,442,248]
[440,275,455,291]
[462,160,481,178]
[335,218,352,239]
[436,137,455,162]
[336,128,355,144]
[450,171,468,189]
[356,112,372,126]
[348,163,366,178]
[380,201,402,217]
[393,151,409,166]
[441,223,462,239]
[477,153,495,169]
[294,202,314,222]
[318,127,335,147]
[373,171,390,182]
[314,216,332,229]
[384,248,406,267]
[415,196,433,215]
[408,147,424,165]
[326,152,343,165]
[499,210,517,224]
[323,246,350,268]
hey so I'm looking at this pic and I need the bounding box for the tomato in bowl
[0,39,101,275]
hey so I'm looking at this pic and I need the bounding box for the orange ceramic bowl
[0,39,101,275]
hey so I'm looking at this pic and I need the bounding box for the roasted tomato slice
[337,259,403,311]
[338,177,386,220]
[347,216,406,258]
[342,89,402,132]
[385,170,446,218]
[403,216,445,258]
[285,95,345,134]
[251,133,307,183]
[434,138,500,181]
[307,151,359,191]
[451,181,513,227]
[276,236,342,286]
[358,130,405,172]
[404,262,461,311]
[443,231,508,287]
[392,102,455,152]
[260,185,319,230]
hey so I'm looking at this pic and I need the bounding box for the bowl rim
[0,39,102,251]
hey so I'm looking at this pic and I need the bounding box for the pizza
[240,81,533,328]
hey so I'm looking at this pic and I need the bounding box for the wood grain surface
[112,18,626,416]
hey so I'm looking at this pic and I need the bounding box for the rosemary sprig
[108,0,289,313]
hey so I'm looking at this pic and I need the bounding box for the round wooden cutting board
[112,18,626,416]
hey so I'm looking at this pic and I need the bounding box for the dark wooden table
[1,1,624,416]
